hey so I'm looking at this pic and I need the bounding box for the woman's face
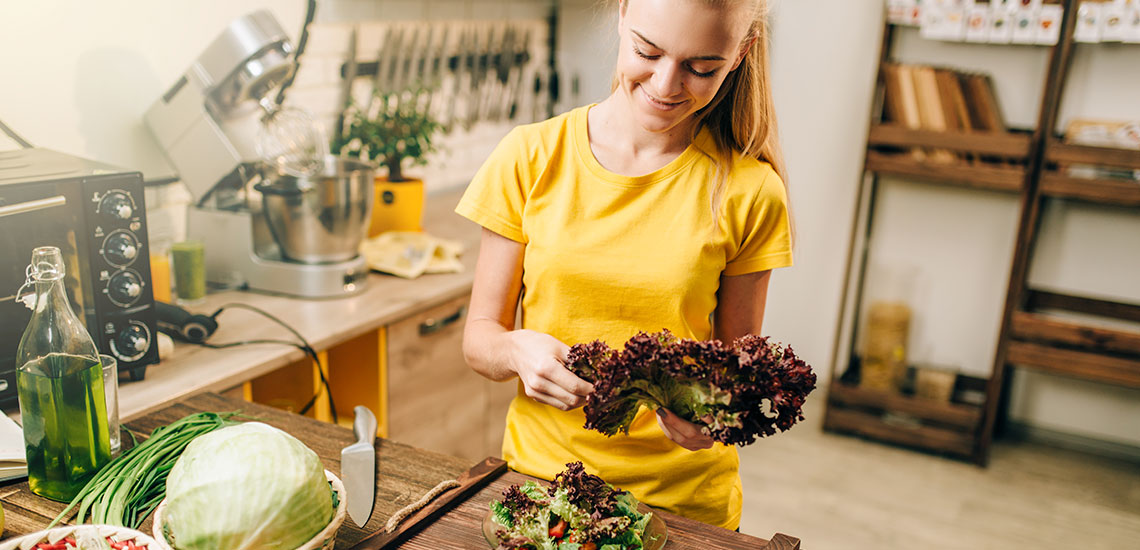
[616,0,754,135]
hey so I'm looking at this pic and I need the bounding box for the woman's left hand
[655,408,715,451]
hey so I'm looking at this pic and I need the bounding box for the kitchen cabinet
[243,292,515,464]
[385,293,508,463]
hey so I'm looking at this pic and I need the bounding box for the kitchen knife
[342,405,378,528]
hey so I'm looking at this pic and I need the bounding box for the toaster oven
[0,148,159,411]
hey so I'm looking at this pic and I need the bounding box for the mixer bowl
[256,156,375,264]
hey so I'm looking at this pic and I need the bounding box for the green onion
[50,411,244,529]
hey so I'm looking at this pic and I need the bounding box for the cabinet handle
[419,305,466,336]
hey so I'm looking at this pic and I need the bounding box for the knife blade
[341,405,378,528]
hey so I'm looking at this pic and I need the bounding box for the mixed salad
[489,462,656,550]
[28,532,148,549]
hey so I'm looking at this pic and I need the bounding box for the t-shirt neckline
[573,104,707,188]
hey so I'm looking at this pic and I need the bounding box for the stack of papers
[0,413,27,482]
[361,231,465,279]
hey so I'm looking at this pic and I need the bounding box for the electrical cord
[0,116,33,148]
[273,0,318,108]
[200,302,338,423]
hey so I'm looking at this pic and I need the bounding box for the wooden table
[0,394,800,549]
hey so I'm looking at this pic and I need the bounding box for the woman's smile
[639,86,688,111]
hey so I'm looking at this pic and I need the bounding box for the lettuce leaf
[565,330,817,446]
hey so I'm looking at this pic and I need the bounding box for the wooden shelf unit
[826,380,985,460]
[1038,174,1140,206]
[1010,311,1140,357]
[865,125,1031,192]
[1005,290,1140,388]
[826,1,1139,465]
[1045,141,1140,169]
[868,125,1034,157]
[865,151,1025,192]
[1039,140,1140,206]
[984,6,1140,463]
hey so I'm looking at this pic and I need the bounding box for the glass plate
[481,503,667,550]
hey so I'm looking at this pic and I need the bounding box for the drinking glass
[99,354,121,456]
[172,240,206,305]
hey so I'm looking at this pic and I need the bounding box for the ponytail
[695,3,790,235]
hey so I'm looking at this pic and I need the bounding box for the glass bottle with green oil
[15,246,110,502]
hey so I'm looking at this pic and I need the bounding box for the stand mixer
[145,10,372,298]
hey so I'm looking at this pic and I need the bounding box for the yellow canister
[369,177,425,237]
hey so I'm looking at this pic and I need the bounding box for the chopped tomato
[582,542,597,550]
[548,517,568,539]
[32,536,147,550]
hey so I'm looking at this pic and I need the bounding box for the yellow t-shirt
[455,105,792,529]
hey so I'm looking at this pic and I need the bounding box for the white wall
[3,0,1137,448]
[0,1,306,177]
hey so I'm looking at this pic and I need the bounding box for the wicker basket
[0,524,159,550]
[151,469,347,550]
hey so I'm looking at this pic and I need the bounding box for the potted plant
[336,91,443,237]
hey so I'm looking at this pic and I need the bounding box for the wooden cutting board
[391,469,801,550]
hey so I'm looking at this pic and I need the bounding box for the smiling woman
[455,0,792,532]
[609,0,756,136]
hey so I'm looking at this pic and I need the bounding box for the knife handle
[353,405,378,443]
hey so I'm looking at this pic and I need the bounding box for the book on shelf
[878,62,1010,163]
[912,64,957,162]
[959,71,1006,133]
[934,67,969,133]
[890,63,927,160]
[881,63,907,126]
[0,413,27,482]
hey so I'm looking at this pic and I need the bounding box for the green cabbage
[163,422,334,550]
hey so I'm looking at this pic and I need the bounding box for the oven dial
[111,321,151,362]
[102,230,139,267]
[107,269,143,307]
[99,191,135,220]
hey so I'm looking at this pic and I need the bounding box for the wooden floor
[737,390,1140,549]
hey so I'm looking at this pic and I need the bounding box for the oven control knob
[103,231,139,266]
[107,270,143,307]
[115,322,151,361]
[99,191,134,220]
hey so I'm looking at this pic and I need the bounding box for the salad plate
[481,503,667,550]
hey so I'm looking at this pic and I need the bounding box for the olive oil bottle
[15,247,110,502]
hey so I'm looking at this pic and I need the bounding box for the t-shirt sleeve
[723,167,794,276]
[455,127,531,243]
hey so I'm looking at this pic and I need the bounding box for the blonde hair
[613,0,789,233]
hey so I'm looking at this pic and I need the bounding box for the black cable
[274,0,318,108]
[0,117,33,149]
[205,302,338,423]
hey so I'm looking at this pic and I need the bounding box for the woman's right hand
[506,329,594,411]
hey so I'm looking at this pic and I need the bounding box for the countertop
[119,187,480,422]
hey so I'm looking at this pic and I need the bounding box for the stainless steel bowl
[256,156,374,264]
